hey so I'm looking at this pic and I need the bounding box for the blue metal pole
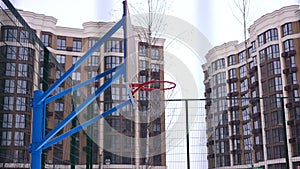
[42,100,131,149]
[30,90,44,169]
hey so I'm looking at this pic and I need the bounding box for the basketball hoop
[130,80,176,95]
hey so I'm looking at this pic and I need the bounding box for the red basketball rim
[130,80,176,95]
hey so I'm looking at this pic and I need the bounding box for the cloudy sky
[10,0,299,46]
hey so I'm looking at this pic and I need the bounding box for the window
[88,55,99,66]
[265,28,278,42]
[139,60,148,70]
[14,131,24,146]
[243,123,251,135]
[259,49,265,63]
[284,39,294,52]
[239,65,247,78]
[140,75,147,83]
[254,119,261,129]
[1,131,12,146]
[105,56,121,69]
[151,64,160,72]
[139,43,147,56]
[17,80,27,94]
[88,71,97,79]
[268,61,280,75]
[15,114,25,128]
[55,102,64,112]
[230,97,238,106]
[258,34,264,46]
[71,72,81,81]
[231,110,239,120]
[72,56,80,64]
[241,79,248,92]
[266,45,279,59]
[273,128,284,143]
[272,110,283,126]
[57,37,66,50]
[2,28,17,42]
[251,41,256,53]
[139,90,147,100]
[228,55,236,66]
[5,63,16,76]
[153,122,161,132]
[217,58,225,69]
[19,47,30,61]
[4,96,14,110]
[286,56,296,68]
[111,87,120,100]
[275,77,282,91]
[72,39,82,52]
[56,70,62,79]
[105,39,121,52]
[18,64,28,77]
[233,139,240,149]
[6,46,17,59]
[230,82,237,92]
[42,32,52,47]
[244,137,252,151]
[151,47,160,59]
[241,93,249,107]
[229,68,236,78]
[282,23,292,36]
[1,114,13,128]
[252,104,260,115]
[4,79,15,93]
[242,109,250,121]
[16,97,26,111]
[88,38,100,52]
[20,30,32,43]
[238,51,246,63]
[269,77,282,92]
[56,55,65,64]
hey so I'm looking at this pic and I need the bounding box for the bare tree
[230,0,255,168]
[126,1,170,168]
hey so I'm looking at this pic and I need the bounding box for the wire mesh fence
[0,1,84,167]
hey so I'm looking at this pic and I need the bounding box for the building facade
[203,5,300,169]
[0,7,166,169]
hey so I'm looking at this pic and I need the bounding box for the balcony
[66,46,73,51]
[139,70,148,76]
[251,112,261,118]
[291,67,298,73]
[284,85,291,91]
[289,137,296,143]
[229,120,240,125]
[281,52,288,58]
[206,88,212,93]
[253,144,263,150]
[287,119,294,126]
[227,91,239,97]
[249,66,258,74]
[283,68,290,74]
[250,81,258,89]
[227,78,238,83]
[252,128,262,134]
[151,71,160,77]
[288,50,296,56]
[286,102,293,109]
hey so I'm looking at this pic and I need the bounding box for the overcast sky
[10,0,299,46]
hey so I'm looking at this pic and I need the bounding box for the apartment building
[0,6,166,168]
[203,5,300,169]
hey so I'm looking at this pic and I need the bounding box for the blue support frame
[27,1,131,168]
